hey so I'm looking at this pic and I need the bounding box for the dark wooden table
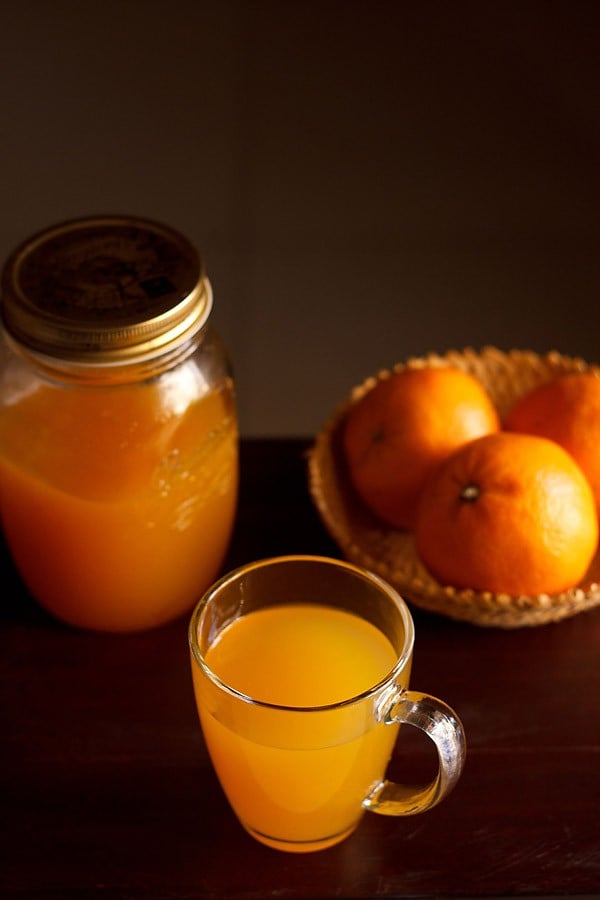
[2,439,599,899]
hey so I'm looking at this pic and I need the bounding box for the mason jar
[0,215,239,632]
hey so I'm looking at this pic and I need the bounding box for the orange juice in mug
[189,556,466,853]
[0,216,238,632]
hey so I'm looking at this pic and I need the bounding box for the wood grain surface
[2,439,599,898]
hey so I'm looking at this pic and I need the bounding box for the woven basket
[307,347,600,628]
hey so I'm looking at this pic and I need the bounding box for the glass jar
[0,215,238,632]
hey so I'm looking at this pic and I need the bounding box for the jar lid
[0,215,212,364]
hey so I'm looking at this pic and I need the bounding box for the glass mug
[189,555,466,853]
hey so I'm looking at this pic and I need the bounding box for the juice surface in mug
[0,374,238,631]
[194,603,406,851]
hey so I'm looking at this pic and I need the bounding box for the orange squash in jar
[0,215,239,632]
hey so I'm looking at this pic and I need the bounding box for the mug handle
[363,688,467,816]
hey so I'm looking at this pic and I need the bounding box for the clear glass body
[189,555,466,853]
[0,324,239,632]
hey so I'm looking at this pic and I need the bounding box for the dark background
[1,0,598,436]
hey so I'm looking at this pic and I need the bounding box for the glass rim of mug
[188,554,415,713]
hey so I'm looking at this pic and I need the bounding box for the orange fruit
[342,366,500,529]
[415,431,598,596]
[504,372,600,511]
